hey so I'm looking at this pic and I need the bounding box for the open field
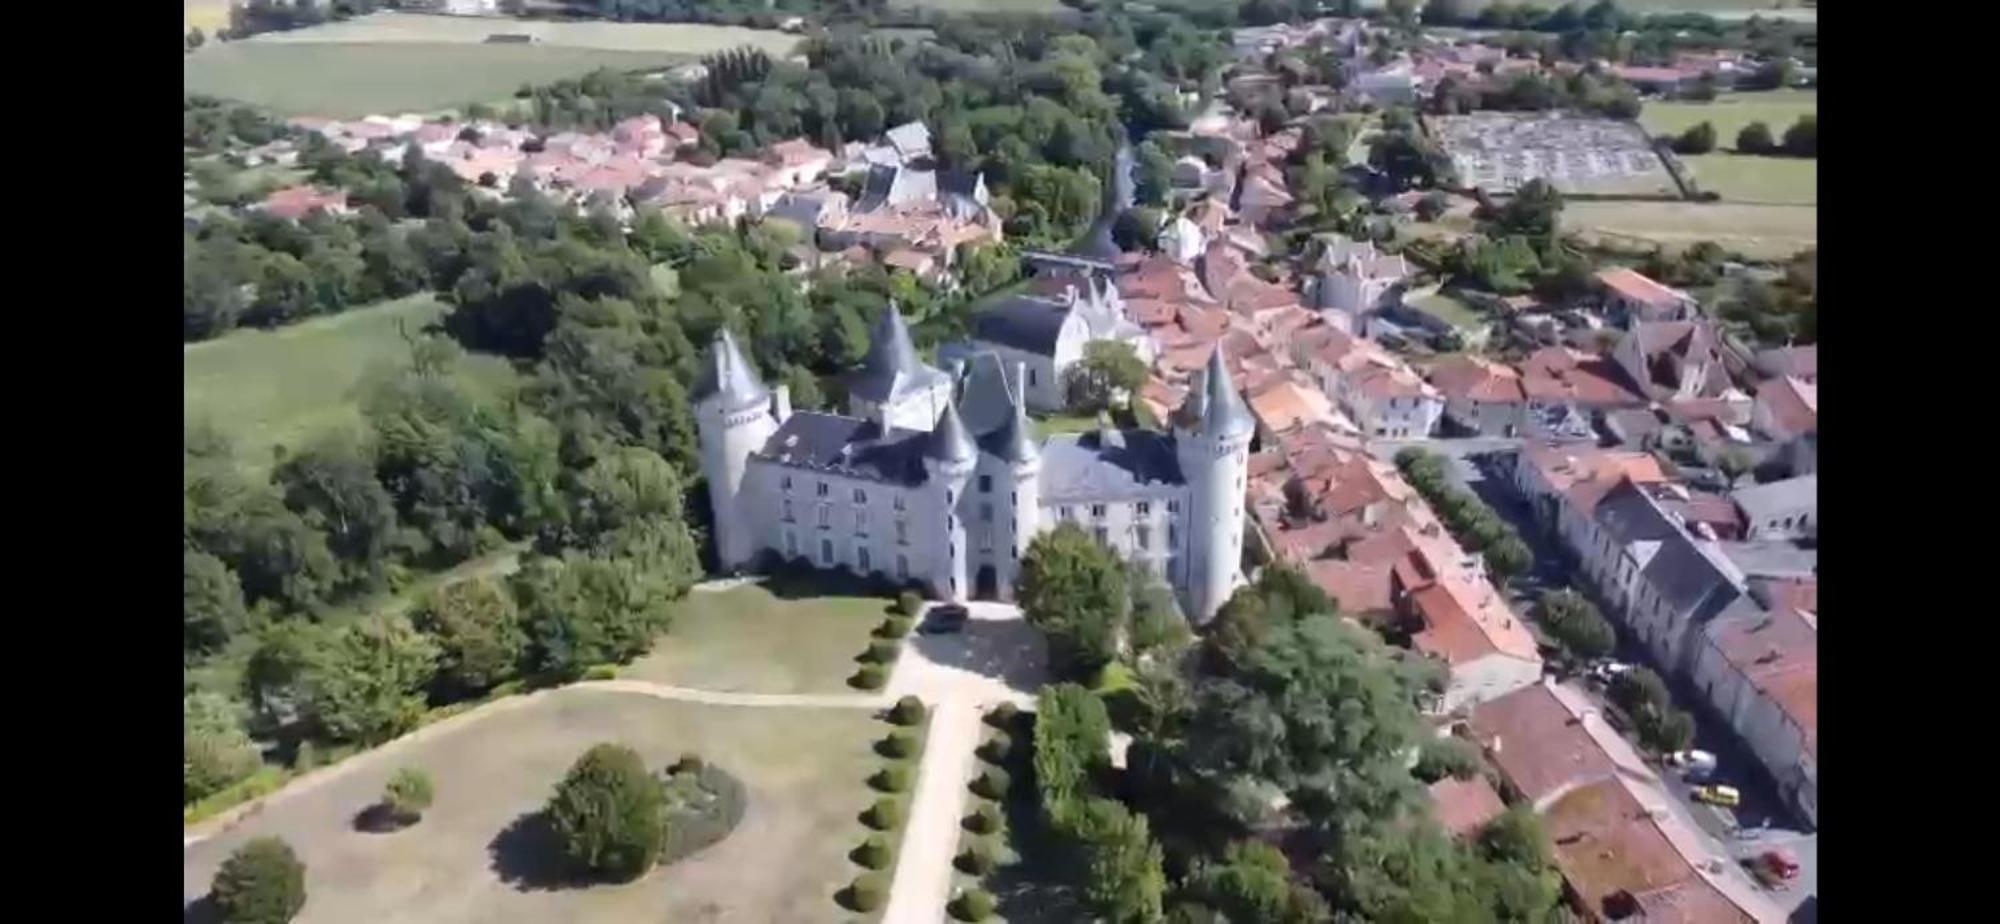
[1640,90,1817,141]
[1676,153,1815,205]
[1453,0,1811,12]
[184,294,520,469]
[1407,291,1485,331]
[622,577,892,695]
[241,11,802,55]
[183,689,881,924]
[184,42,687,117]
[186,0,229,35]
[890,0,1069,11]
[1566,200,1815,261]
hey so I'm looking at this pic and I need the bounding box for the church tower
[1173,347,1255,623]
[693,328,778,573]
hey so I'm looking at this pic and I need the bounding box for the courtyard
[183,689,883,923]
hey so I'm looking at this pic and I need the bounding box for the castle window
[1167,500,1181,514]
[1091,504,1107,519]
[1136,501,1151,517]
[781,499,795,522]
[1060,506,1073,520]
[896,519,908,545]
[1029,368,1038,387]
[1136,525,1152,551]
[853,488,867,504]
[1093,526,1109,546]
[818,504,831,528]
[893,495,906,512]
[1168,523,1180,547]
[817,481,830,498]
[980,526,993,550]
[784,530,798,557]
[855,510,868,534]
[782,476,793,492]
[980,503,994,523]
[897,554,909,580]
[857,546,873,574]
[819,538,834,565]
[979,475,993,493]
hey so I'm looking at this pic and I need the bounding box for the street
[1370,437,1819,917]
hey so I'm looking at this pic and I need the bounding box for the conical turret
[924,400,977,465]
[1173,347,1253,438]
[992,390,1039,466]
[693,328,768,414]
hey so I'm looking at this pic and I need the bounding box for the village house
[1519,346,1647,417]
[1288,326,1443,439]
[955,276,1155,412]
[1750,374,1817,441]
[1688,591,1818,827]
[1424,353,1526,437]
[1311,234,1411,320]
[258,185,351,221]
[1595,267,1696,325]
[1729,474,1817,541]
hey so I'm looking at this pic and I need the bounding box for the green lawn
[1565,200,1816,261]
[1407,292,1485,331]
[1641,90,1817,142]
[1033,412,1105,438]
[621,576,894,694]
[184,294,520,469]
[1676,153,1816,205]
[184,42,691,116]
[182,689,881,924]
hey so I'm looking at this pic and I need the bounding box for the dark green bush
[547,743,665,881]
[865,797,904,830]
[853,833,893,870]
[879,729,918,759]
[889,695,926,726]
[850,664,887,690]
[848,872,890,911]
[987,701,1019,728]
[952,887,998,921]
[581,664,618,681]
[670,753,704,774]
[657,763,747,865]
[954,841,998,875]
[897,590,924,617]
[970,766,1011,799]
[211,837,306,924]
[978,731,1013,763]
[871,763,915,793]
[866,639,901,664]
[964,803,1003,834]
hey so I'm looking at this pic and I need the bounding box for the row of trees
[1395,449,1536,585]
[1671,114,1818,158]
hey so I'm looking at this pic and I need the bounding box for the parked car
[919,603,970,635]
[1666,749,1718,778]
[1590,661,1634,683]
[1691,784,1741,808]
[1746,849,1800,887]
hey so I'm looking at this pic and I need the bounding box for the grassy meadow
[1642,90,1817,205]
[183,294,519,470]
[1565,200,1816,260]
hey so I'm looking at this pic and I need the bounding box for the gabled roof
[1730,474,1817,523]
[757,412,928,486]
[1597,266,1690,309]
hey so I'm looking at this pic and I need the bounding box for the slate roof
[1730,474,1817,524]
[971,295,1071,358]
[848,306,951,404]
[693,328,769,413]
[1641,537,1743,623]
[1171,348,1255,438]
[925,400,977,463]
[1039,430,1186,502]
[1591,479,1682,546]
[756,412,929,486]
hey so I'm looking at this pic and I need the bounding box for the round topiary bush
[987,701,1019,728]
[850,663,887,690]
[964,803,1003,834]
[978,731,1013,763]
[848,872,891,911]
[547,743,666,882]
[657,762,748,866]
[969,766,1011,799]
[897,590,924,617]
[211,837,307,924]
[874,618,904,639]
[951,887,998,921]
[380,767,434,826]
[879,729,918,759]
[871,763,914,793]
[853,833,893,869]
[954,841,998,875]
[866,639,901,664]
[864,796,904,830]
[889,695,926,726]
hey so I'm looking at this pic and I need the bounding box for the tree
[411,577,526,695]
[1075,798,1168,923]
[210,837,307,924]
[1672,121,1716,155]
[1185,840,1329,924]
[186,549,250,657]
[382,767,435,824]
[1781,114,1817,158]
[1736,121,1776,155]
[1537,589,1614,659]
[298,613,441,745]
[274,430,400,586]
[1490,179,1563,238]
[1018,524,1130,679]
[1034,684,1114,827]
[185,691,262,804]
[513,550,676,679]
[1065,341,1149,413]
[1482,534,1534,585]
[547,743,666,881]
[545,446,690,551]
[1717,447,1754,486]
[187,27,206,52]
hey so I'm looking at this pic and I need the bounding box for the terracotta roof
[1757,376,1818,436]
[1305,560,1395,614]
[1706,607,1818,758]
[1468,684,1620,804]
[1520,347,1645,408]
[1543,780,1718,919]
[260,185,348,220]
[1631,880,1759,924]
[1246,380,1328,434]
[1409,574,1541,666]
[1425,354,1525,403]
[1428,776,1508,840]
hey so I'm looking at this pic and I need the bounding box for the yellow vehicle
[1691,784,1741,808]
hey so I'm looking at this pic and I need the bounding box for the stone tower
[987,373,1041,601]
[1173,347,1255,623]
[922,400,977,602]
[693,328,778,573]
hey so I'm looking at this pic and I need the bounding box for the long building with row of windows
[693,307,1255,621]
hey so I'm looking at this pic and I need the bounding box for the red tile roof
[1468,684,1620,804]
[1707,608,1818,758]
[1426,354,1526,404]
[1428,776,1507,840]
[1520,346,1645,408]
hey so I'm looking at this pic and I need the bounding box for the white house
[960,276,1156,411]
[1312,234,1410,317]
[1688,604,1817,828]
[694,317,1252,620]
[1730,474,1816,541]
[1157,214,1208,267]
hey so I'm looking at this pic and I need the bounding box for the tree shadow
[183,894,219,924]
[486,810,579,892]
[906,616,1048,695]
[351,802,410,834]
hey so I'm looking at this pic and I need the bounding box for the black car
[919,604,970,635]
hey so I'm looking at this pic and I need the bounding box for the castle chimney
[771,384,792,422]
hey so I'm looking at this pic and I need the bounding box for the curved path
[185,599,1048,924]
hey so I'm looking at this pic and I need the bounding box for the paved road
[880,700,983,924]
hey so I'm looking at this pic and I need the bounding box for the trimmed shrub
[871,763,915,793]
[547,743,666,881]
[978,731,1013,764]
[955,841,998,875]
[864,796,904,830]
[211,837,306,924]
[952,887,998,921]
[850,664,887,690]
[897,590,924,617]
[848,872,890,911]
[970,766,1012,799]
[964,803,1004,834]
[866,639,901,664]
[1413,737,1483,784]
[889,695,927,726]
[987,701,1019,728]
[581,664,618,681]
[381,767,435,824]
[874,618,906,639]
[670,753,705,774]
[853,833,893,869]
[658,763,748,865]
[879,729,919,759]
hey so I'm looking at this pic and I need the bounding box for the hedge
[889,696,927,726]
[850,663,887,690]
[871,763,915,793]
[864,797,904,830]
[848,872,890,911]
[970,766,1011,799]
[879,729,919,759]
[853,833,893,870]
[951,887,998,921]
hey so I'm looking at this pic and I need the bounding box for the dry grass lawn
[1565,200,1816,261]
[241,11,802,55]
[622,578,893,694]
[182,689,882,923]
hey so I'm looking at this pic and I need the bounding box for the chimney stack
[771,384,792,423]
